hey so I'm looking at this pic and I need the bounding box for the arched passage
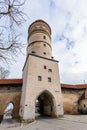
[35,90,57,118]
[3,102,14,120]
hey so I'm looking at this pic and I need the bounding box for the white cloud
[4,0,87,84]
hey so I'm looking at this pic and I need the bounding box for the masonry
[19,20,63,120]
[0,79,87,120]
[0,20,64,121]
[0,20,87,121]
[61,84,87,114]
[0,79,22,121]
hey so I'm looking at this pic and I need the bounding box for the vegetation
[0,66,10,79]
[0,0,26,64]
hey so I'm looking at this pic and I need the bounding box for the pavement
[0,118,20,129]
[1,115,87,130]
[61,114,87,123]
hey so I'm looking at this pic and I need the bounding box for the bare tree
[0,0,26,63]
[0,66,10,79]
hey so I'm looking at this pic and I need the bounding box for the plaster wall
[62,93,80,114]
[20,55,63,120]
[0,91,21,118]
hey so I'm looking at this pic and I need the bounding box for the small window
[44,65,47,69]
[38,76,42,81]
[44,52,46,55]
[48,69,52,72]
[43,36,46,39]
[51,56,54,59]
[31,51,36,54]
[48,77,51,82]
[44,44,46,47]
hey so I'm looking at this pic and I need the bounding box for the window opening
[44,52,46,55]
[32,51,36,54]
[44,66,47,69]
[48,69,52,72]
[38,76,42,81]
[48,77,51,82]
[44,44,46,47]
[43,36,46,39]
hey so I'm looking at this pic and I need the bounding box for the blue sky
[7,0,87,84]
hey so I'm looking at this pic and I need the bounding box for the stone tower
[19,20,63,121]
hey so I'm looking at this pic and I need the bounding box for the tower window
[51,56,54,59]
[48,77,51,82]
[44,52,46,55]
[31,51,36,54]
[48,69,52,72]
[43,44,46,47]
[44,65,47,69]
[43,36,46,39]
[38,76,42,81]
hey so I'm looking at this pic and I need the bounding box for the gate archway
[35,90,57,118]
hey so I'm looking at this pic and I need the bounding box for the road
[1,115,87,130]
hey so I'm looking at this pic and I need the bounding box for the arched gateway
[35,90,57,117]
[19,20,63,121]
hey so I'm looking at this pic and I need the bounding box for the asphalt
[1,115,87,130]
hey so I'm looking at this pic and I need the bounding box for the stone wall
[0,84,21,119]
[79,99,87,113]
[62,88,85,114]
[62,93,80,114]
[20,55,63,120]
[0,82,86,118]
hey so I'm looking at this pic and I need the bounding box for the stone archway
[35,90,57,118]
[3,102,14,120]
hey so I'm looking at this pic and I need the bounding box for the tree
[0,66,10,79]
[0,0,26,63]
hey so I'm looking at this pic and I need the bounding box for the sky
[7,0,87,84]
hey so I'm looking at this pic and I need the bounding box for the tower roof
[28,19,51,35]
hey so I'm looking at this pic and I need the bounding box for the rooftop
[61,84,87,89]
[0,79,22,85]
[0,79,87,89]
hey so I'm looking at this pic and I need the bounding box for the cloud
[3,0,87,84]
[61,71,87,84]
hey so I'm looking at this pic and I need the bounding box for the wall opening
[3,102,14,120]
[35,90,56,119]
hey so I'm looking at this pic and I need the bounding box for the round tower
[27,20,52,58]
[19,19,64,121]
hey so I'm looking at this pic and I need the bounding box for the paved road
[1,115,87,130]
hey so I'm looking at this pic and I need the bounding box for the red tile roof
[61,84,87,89]
[0,79,22,85]
[0,79,87,89]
